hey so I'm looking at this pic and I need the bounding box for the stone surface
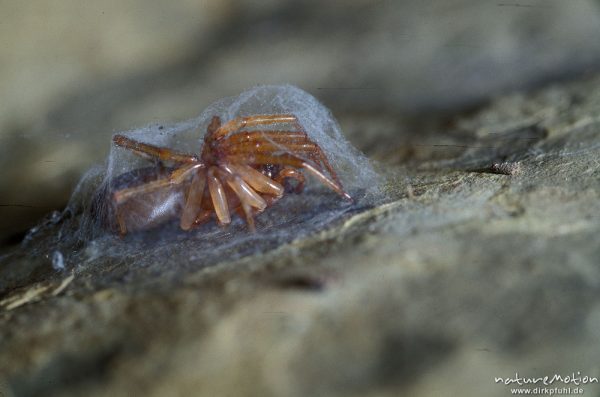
[1,70,599,396]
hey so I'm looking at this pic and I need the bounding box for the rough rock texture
[1,70,599,396]
[3,0,600,243]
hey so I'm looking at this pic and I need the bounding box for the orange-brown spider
[109,114,352,235]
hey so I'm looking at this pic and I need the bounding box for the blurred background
[2,0,600,246]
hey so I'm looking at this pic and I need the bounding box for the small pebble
[52,250,65,271]
[490,162,521,175]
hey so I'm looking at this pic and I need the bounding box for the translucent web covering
[18,85,383,274]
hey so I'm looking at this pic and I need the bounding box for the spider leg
[238,200,256,232]
[219,130,308,147]
[206,116,222,135]
[113,134,200,164]
[262,194,283,207]
[180,168,207,230]
[223,164,284,197]
[274,167,305,194]
[113,163,203,204]
[218,167,267,211]
[303,144,343,190]
[219,129,344,189]
[192,210,213,227]
[211,114,298,140]
[114,206,129,236]
[207,167,231,225]
[226,153,352,201]
[225,141,343,187]
[279,122,346,191]
[229,188,284,232]
[302,162,352,202]
[224,141,321,155]
[218,166,271,231]
[191,187,218,228]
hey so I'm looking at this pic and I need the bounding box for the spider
[109,114,352,235]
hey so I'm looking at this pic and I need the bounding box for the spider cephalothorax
[110,113,352,235]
